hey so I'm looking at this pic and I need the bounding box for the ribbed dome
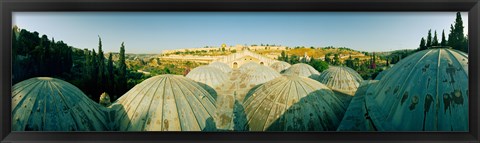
[243,75,347,131]
[270,61,291,73]
[12,77,109,131]
[186,65,228,89]
[113,74,217,131]
[283,63,320,78]
[364,48,468,131]
[209,61,232,73]
[315,66,363,95]
[238,65,281,86]
[239,62,262,72]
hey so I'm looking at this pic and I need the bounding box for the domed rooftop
[112,74,217,131]
[315,66,363,95]
[283,63,320,78]
[209,61,232,73]
[12,77,110,131]
[270,61,291,73]
[186,65,228,89]
[364,48,468,131]
[238,62,262,72]
[243,75,347,131]
[238,65,281,87]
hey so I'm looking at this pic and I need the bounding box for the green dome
[283,63,320,78]
[243,75,347,131]
[365,48,468,131]
[270,61,291,73]
[12,77,110,131]
[209,61,232,73]
[315,66,363,95]
[186,65,228,89]
[112,74,217,131]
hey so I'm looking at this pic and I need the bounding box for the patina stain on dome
[364,48,468,131]
[112,74,217,131]
[209,61,232,73]
[270,61,291,73]
[283,63,320,78]
[242,75,347,131]
[12,77,110,131]
[186,65,228,89]
[315,66,363,95]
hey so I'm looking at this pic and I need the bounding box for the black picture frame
[1,0,479,142]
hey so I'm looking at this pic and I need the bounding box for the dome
[238,62,262,72]
[283,63,320,78]
[112,74,217,131]
[186,65,228,89]
[270,61,291,73]
[337,80,379,131]
[315,66,363,95]
[364,48,468,131]
[237,65,281,87]
[209,61,232,73]
[374,69,389,80]
[12,77,110,131]
[243,75,347,131]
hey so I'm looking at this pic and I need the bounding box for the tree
[333,54,340,65]
[97,36,106,93]
[426,29,432,48]
[448,12,468,53]
[118,42,127,96]
[107,53,114,96]
[419,37,427,51]
[432,30,439,46]
[441,30,447,46]
[324,53,332,64]
[308,58,329,72]
[91,49,99,97]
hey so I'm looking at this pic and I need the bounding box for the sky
[13,12,468,54]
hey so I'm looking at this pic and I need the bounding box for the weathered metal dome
[186,65,228,89]
[270,61,291,73]
[238,65,281,87]
[238,62,262,72]
[243,75,347,131]
[12,77,110,131]
[209,61,232,73]
[364,48,468,131]
[315,66,363,95]
[337,80,379,131]
[283,63,320,78]
[112,74,217,131]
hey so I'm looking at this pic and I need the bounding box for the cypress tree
[432,30,439,46]
[91,49,99,97]
[426,29,432,48]
[97,36,106,92]
[419,37,427,51]
[441,30,447,46]
[118,42,127,95]
[107,53,114,96]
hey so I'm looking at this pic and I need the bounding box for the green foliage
[448,12,468,53]
[419,37,427,51]
[432,30,439,46]
[426,29,432,48]
[441,30,447,46]
[308,58,329,72]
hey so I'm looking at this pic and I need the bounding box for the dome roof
[315,66,363,95]
[186,65,228,89]
[237,65,281,87]
[364,48,468,131]
[283,63,320,78]
[270,61,291,73]
[337,80,379,131]
[209,61,232,73]
[12,77,109,131]
[238,62,262,72]
[112,74,217,131]
[243,75,347,131]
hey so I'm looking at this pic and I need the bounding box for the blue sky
[13,12,468,54]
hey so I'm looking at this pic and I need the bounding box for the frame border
[1,0,479,142]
